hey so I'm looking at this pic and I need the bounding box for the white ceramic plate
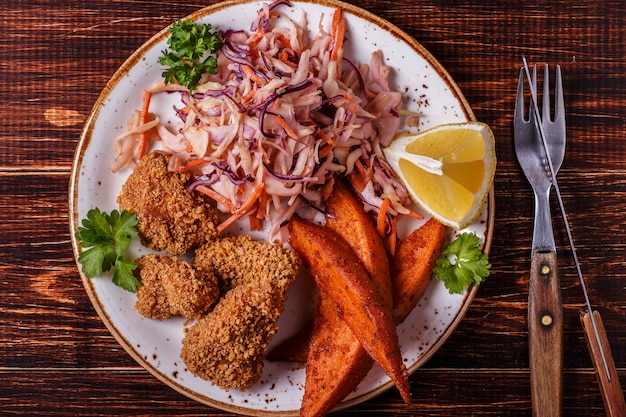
[69,0,494,415]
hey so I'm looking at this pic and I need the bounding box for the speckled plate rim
[69,0,495,415]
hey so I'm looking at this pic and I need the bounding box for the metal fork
[514,64,566,417]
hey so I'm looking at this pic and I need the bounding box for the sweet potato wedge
[392,217,447,324]
[325,179,392,304]
[298,180,392,416]
[288,215,411,406]
[300,295,374,417]
[268,180,400,362]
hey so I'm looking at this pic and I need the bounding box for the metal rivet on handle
[541,314,553,326]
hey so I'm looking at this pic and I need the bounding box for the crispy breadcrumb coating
[134,254,219,320]
[117,152,220,255]
[181,235,301,390]
[181,282,281,390]
[193,234,300,295]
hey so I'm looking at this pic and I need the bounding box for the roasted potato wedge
[392,217,446,323]
[326,179,392,303]
[299,180,392,415]
[300,295,374,416]
[288,215,411,406]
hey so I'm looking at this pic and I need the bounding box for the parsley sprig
[75,208,141,293]
[433,232,491,294]
[159,20,222,91]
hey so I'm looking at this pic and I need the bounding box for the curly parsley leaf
[159,20,222,91]
[433,232,491,294]
[75,208,141,293]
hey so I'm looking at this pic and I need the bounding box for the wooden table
[3,0,625,415]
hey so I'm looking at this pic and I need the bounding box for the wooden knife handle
[580,310,626,417]
[528,250,563,417]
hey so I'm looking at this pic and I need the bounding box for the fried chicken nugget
[182,235,300,390]
[193,234,300,296]
[181,282,282,391]
[117,152,220,255]
[134,254,219,320]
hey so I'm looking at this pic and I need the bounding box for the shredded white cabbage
[114,0,414,243]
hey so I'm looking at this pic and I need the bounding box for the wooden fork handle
[580,310,626,417]
[528,250,563,417]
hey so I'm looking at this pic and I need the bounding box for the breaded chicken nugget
[182,236,301,390]
[181,282,281,391]
[118,152,220,255]
[193,234,300,296]
[134,254,219,320]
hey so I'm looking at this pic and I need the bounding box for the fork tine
[542,64,551,122]
[515,66,540,125]
[515,68,526,123]
[554,65,565,126]
[532,64,538,104]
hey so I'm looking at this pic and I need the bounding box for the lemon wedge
[383,122,496,230]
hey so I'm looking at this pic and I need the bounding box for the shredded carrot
[387,214,400,256]
[217,209,249,234]
[347,172,366,192]
[241,86,259,105]
[137,91,152,159]
[276,34,292,51]
[247,28,269,54]
[178,158,209,172]
[256,190,267,219]
[278,56,298,69]
[318,129,335,146]
[406,208,424,220]
[377,198,391,236]
[354,159,368,181]
[242,65,267,86]
[319,143,333,158]
[331,8,342,34]
[195,185,236,212]
[273,115,298,139]
[320,176,335,201]
[248,30,265,45]
[248,214,261,231]
[217,182,265,234]
[234,182,265,215]
[330,8,345,62]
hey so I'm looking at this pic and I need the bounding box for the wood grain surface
[2,0,625,415]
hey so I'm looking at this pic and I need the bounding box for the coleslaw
[111,0,416,243]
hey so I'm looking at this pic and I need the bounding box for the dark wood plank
[2,0,626,415]
[0,369,613,416]
[1,0,217,170]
